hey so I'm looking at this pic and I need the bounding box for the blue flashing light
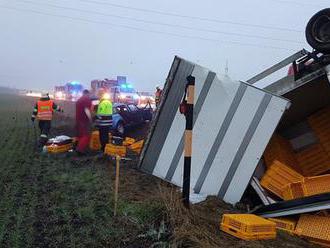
[70,81,79,85]
[127,84,133,88]
[121,84,127,88]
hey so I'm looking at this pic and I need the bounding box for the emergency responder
[95,92,113,152]
[31,93,63,147]
[155,85,162,107]
[75,89,92,155]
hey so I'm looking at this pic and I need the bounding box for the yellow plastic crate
[260,176,286,198]
[260,160,303,199]
[295,144,330,176]
[104,143,126,157]
[268,217,296,234]
[283,174,330,200]
[123,137,136,146]
[283,181,305,200]
[302,174,330,196]
[89,131,101,150]
[295,215,330,246]
[270,162,303,182]
[220,214,276,241]
[47,143,73,154]
[128,140,144,154]
[263,135,300,173]
[89,131,112,150]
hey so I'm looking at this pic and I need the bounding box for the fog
[0,0,328,92]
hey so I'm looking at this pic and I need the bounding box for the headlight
[133,94,139,100]
[56,91,63,98]
[119,94,126,99]
[141,96,146,100]
[103,93,111,100]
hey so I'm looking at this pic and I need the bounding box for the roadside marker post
[181,75,195,208]
[106,151,132,217]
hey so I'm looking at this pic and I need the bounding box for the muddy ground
[0,92,317,247]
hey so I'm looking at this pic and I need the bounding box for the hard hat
[156,85,160,89]
[41,93,49,98]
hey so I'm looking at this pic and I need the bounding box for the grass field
[0,93,316,247]
[0,94,169,247]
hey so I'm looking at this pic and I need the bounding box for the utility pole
[225,59,229,76]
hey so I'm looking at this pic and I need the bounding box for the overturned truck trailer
[139,56,290,204]
[139,50,330,206]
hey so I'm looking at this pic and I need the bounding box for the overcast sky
[0,0,328,92]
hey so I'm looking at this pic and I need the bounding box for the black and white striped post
[182,75,195,208]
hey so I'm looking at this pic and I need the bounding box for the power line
[78,0,303,33]
[0,5,298,51]
[266,0,326,8]
[14,0,304,44]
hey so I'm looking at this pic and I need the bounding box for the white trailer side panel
[139,57,290,204]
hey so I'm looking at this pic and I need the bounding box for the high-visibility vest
[96,99,113,126]
[37,100,54,120]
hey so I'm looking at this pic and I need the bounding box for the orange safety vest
[37,100,54,120]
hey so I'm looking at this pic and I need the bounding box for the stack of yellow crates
[260,160,303,199]
[259,106,330,246]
